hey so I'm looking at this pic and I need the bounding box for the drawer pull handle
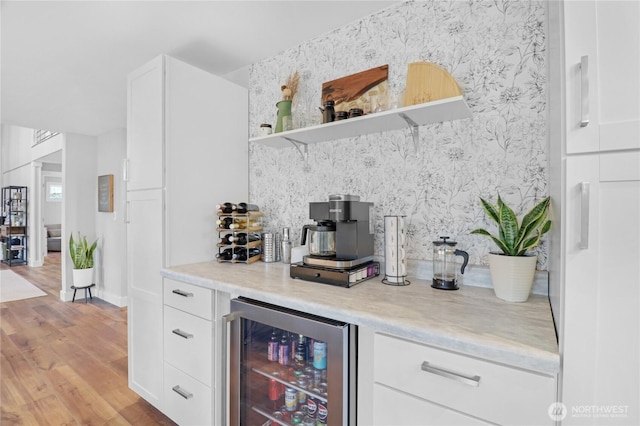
[579,55,590,127]
[579,182,590,249]
[421,361,481,387]
[172,329,193,339]
[172,385,193,399]
[172,289,193,297]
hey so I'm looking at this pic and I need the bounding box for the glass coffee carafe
[432,236,469,290]
[301,221,336,257]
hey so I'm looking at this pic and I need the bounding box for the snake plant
[471,196,551,256]
[69,233,97,269]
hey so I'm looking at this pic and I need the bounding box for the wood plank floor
[1,253,176,425]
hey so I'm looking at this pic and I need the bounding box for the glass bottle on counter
[216,202,237,213]
[218,234,233,245]
[229,233,260,245]
[217,217,233,229]
[236,202,260,214]
[216,248,233,261]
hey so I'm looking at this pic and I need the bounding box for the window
[46,182,62,202]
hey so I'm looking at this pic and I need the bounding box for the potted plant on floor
[471,195,551,302]
[69,233,97,288]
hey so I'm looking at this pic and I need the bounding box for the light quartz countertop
[161,261,559,375]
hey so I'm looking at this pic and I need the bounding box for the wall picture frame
[98,174,114,212]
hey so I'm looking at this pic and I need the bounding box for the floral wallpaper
[248,0,548,270]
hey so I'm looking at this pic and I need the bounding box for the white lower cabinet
[163,362,212,426]
[161,278,230,426]
[360,330,557,426]
[164,305,212,387]
[373,384,491,425]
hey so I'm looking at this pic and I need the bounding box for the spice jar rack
[216,211,263,264]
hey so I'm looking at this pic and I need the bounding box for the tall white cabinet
[126,55,247,412]
[549,1,640,424]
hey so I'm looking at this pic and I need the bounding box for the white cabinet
[358,329,557,426]
[126,54,247,412]
[161,278,231,426]
[549,2,640,424]
[373,385,491,426]
[560,153,640,425]
[126,56,164,191]
[563,0,639,154]
[127,189,163,406]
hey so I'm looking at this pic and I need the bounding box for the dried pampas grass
[281,71,300,100]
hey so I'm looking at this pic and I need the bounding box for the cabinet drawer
[163,362,212,426]
[164,278,212,320]
[164,305,212,386]
[373,333,555,425]
[373,383,491,426]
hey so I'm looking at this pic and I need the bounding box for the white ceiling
[1,0,397,137]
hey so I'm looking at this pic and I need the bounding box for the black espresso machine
[290,194,380,287]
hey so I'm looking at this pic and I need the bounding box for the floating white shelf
[249,95,471,149]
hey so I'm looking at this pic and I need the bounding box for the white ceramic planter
[488,253,537,302]
[72,267,94,288]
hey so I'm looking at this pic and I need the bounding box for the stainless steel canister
[261,232,282,263]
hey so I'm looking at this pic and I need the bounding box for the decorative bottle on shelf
[236,202,260,214]
[216,202,237,213]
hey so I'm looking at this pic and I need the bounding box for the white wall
[95,128,127,306]
[1,124,32,173]
[43,172,62,225]
[249,1,550,272]
[61,133,97,300]
[0,124,32,187]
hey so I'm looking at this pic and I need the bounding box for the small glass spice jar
[348,108,364,118]
[335,111,348,121]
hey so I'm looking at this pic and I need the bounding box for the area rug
[0,270,47,302]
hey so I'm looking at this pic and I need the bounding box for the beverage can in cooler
[268,378,279,402]
[284,387,298,412]
[313,341,327,370]
[317,397,328,425]
[306,388,320,418]
[296,377,308,406]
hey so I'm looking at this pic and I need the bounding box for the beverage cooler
[228,297,356,425]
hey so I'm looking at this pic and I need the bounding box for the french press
[432,236,469,290]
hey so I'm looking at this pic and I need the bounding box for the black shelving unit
[1,186,28,266]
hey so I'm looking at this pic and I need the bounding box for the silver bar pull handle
[125,201,130,224]
[580,55,590,127]
[172,328,193,339]
[421,361,481,387]
[172,289,193,297]
[123,158,129,181]
[580,182,590,249]
[172,385,193,399]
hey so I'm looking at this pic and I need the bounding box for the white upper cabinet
[126,56,164,191]
[564,1,640,154]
